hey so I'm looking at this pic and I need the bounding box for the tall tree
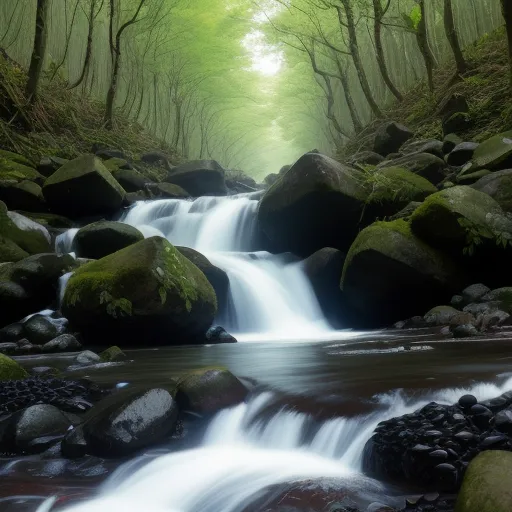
[25,0,50,103]
[502,0,512,92]
[443,0,467,75]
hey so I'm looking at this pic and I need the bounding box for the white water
[40,376,512,512]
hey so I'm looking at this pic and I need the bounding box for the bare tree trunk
[333,55,363,132]
[502,0,512,93]
[25,0,50,103]
[416,0,435,92]
[444,0,467,75]
[338,0,382,117]
[373,0,403,101]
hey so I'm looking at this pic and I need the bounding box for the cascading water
[119,194,347,341]
[38,376,512,512]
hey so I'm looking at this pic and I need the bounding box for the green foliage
[458,215,512,256]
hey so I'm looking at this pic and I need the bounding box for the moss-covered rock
[148,182,190,199]
[42,155,126,217]
[103,158,130,172]
[0,150,34,168]
[456,169,491,185]
[472,169,512,213]
[62,236,217,345]
[377,152,447,184]
[176,367,247,414]
[471,131,512,170]
[0,180,46,212]
[0,202,51,262]
[341,219,464,327]
[165,160,227,197]
[15,211,74,229]
[75,221,144,260]
[99,345,127,362]
[410,186,512,253]
[112,168,150,193]
[0,156,43,183]
[258,152,368,256]
[373,121,413,156]
[455,451,512,512]
[0,353,28,381]
[424,305,474,326]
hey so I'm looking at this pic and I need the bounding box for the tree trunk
[416,0,435,92]
[444,0,467,75]
[373,0,403,101]
[104,51,120,129]
[334,55,363,132]
[502,0,512,92]
[69,0,96,89]
[338,0,382,118]
[25,0,50,103]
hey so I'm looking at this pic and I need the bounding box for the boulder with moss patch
[62,236,217,345]
[377,152,447,185]
[0,180,46,212]
[470,131,512,171]
[0,155,43,184]
[472,169,512,213]
[455,450,512,512]
[373,121,413,156]
[42,155,126,217]
[75,221,144,260]
[148,182,190,199]
[341,219,464,327]
[176,367,247,415]
[0,353,28,381]
[258,152,368,256]
[99,345,127,362]
[112,168,151,193]
[165,160,227,197]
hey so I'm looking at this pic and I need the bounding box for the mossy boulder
[472,169,512,212]
[176,246,229,317]
[165,160,227,197]
[99,345,127,362]
[0,180,46,212]
[15,211,74,229]
[0,202,51,263]
[258,152,368,256]
[148,182,190,199]
[0,353,28,381]
[42,155,126,217]
[455,451,512,512]
[410,186,512,254]
[400,139,444,159]
[112,168,150,193]
[424,305,474,326]
[471,131,512,170]
[341,219,464,327]
[62,236,217,345]
[365,166,437,219]
[377,152,447,184]
[373,121,413,156]
[74,221,144,260]
[456,169,492,185]
[176,367,248,415]
[0,156,43,183]
[0,150,34,168]
[103,158,131,172]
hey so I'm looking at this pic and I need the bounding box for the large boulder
[176,367,247,415]
[74,221,144,259]
[225,169,258,192]
[165,160,227,197]
[377,152,447,184]
[61,236,217,345]
[341,219,464,327]
[0,180,46,212]
[0,151,43,183]
[42,155,126,217]
[0,202,51,263]
[410,186,512,254]
[471,131,512,171]
[147,182,190,199]
[176,246,229,317]
[76,387,179,457]
[472,169,512,213]
[373,121,413,156]
[112,168,151,193]
[447,142,479,167]
[456,451,512,512]
[302,248,346,329]
[258,152,368,256]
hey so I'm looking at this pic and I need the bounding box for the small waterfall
[42,377,512,512]
[122,195,340,341]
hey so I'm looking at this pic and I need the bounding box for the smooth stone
[429,449,448,460]
[75,350,101,365]
[42,334,82,352]
[480,435,508,448]
[459,394,477,409]
[494,408,512,434]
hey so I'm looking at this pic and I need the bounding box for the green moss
[99,345,127,362]
[0,235,29,263]
[0,157,43,182]
[472,131,512,170]
[103,158,129,172]
[0,150,34,167]
[0,353,28,381]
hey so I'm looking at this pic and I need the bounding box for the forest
[0,0,509,180]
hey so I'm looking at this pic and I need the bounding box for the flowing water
[35,195,512,512]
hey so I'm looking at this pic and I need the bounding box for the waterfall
[121,195,346,341]
[40,376,512,512]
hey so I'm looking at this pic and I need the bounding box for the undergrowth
[339,27,512,158]
[0,49,181,165]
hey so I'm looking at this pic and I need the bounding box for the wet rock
[30,366,60,377]
[472,169,512,213]
[443,134,463,154]
[0,322,23,343]
[0,342,17,355]
[148,182,190,199]
[471,131,512,171]
[469,404,493,430]
[75,350,101,365]
[42,334,82,353]
[0,353,28,381]
[0,180,46,212]
[479,309,510,331]
[37,155,69,177]
[177,367,247,415]
[165,159,227,196]
[462,284,490,305]
[22,314,59,344]
[61,424,87,458]
[463,302,503,316]
[401,139,444,159]
[450,295,464,308]
[374,121,413,156]
[433,463,458,491]
[82,387,179,457]
[206,326,237,344]
[446,142,479,166]
[458,395,477,410]
[99,346,127,363]
[1,404,72,454]
[377,153,447,185]
[494,408,512,434]
[424,305,474,327]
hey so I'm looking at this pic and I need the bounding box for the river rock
[42,333,82,352]
[341,219,464,327]
[377,153,447,185]
[1,404,72,454]
[401,139,444,158]
[258,152,368,256]
[472,169,512,213]
[62,237,217,345]
[148,182,190,199]
[111,168,151,193]
[74,221,144,259]
[206,326,237,343]
[424,306,474,327]
[176,367,247,415]
[446,142,479,167]
[302,247,346,328]
[443,134,464,154]
[461,283,490,305]
[452,323,479,338]
[99,346,127,362]
[373,121,413,156]
[75,350,101,365]
[0,322,23,343]
[0,353,28,381]
[0,180,46,212]
[42,155,126,217]
[22,314,59,344]
[456,451,512,512]
[165,160,227,196]
[80,387,179,457]
[471,131,512,171]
